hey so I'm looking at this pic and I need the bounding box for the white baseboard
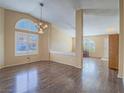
[2,60,49,69]
[118,73,124,79]
[51,60,82,69]
[0,64,4,69]
[101,58,108,61]
[4,61,31,68]
[0,67,3,69]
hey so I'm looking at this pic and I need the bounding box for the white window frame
[15,30,39,56]
[15,19,39,56]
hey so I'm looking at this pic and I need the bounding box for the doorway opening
[82,12,119,72]
[83,35,109,70]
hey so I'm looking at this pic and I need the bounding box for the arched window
[15,19,38,32]
[15,19,39,56]
[83,39,96,53]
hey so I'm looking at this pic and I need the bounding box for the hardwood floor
[0,58,124,93]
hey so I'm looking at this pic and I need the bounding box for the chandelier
[38,3,48,34]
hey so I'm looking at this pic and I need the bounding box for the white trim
[0,65,4,69]
[123,78,124,83]
[118,73,124,78]
[0,67,2,69]
[15,31,39,56]
[51,61,81,69]
[50,51,75,56]
[3,62,30,68]
[2,60,48,69]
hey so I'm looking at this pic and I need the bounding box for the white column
[75,9,83,68]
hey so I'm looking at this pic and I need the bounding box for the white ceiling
[0,0,119,37]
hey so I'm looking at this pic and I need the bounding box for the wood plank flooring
[0,58,124,93]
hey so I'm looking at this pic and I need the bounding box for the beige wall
[50,53,77,67]
[50,10,83,69]
[50,25,73,52]
[50,25,77,67]
[0,8,4,68]
[84,35,108,58]
[4,10,49,67]
[72,35,109,59]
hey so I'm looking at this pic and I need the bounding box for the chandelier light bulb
[44,24,48,28]
[43,24,48,29]
[39,22,43,26]
[38,29,44,34]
